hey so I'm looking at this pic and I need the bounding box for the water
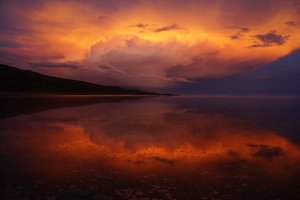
[0,95,300,200]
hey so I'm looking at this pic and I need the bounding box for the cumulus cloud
[80,35,271,88]
[251,31,289,47]
[81,35,219,87]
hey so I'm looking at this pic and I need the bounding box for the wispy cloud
[154,24,183,32]
[250,31,289,47]
[129,23,149,29]
[284,21,296,27]
[229,26,251,40]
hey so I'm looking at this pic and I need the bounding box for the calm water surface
[0,96,300,200]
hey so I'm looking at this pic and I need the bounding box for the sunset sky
[1,0,300,91]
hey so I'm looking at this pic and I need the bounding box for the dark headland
[0,64,166,95]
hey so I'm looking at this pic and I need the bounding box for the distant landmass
[0,64,159,95]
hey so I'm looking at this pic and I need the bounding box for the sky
[0,0,300,91]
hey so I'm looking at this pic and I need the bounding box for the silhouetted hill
[0,64,159,95]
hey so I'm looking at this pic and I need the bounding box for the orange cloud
[1,0,300,87]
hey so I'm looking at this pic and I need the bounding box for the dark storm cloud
[251,31,289,47]
[154,24,183,32]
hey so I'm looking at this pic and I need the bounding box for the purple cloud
[229,26,251,40]
[251,31,289,47]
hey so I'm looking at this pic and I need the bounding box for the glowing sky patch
[0,0,300,88]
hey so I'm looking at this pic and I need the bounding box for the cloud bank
[81,36,217,87]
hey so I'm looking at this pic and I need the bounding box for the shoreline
[0,93,173,98]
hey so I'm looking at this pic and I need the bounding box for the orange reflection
[2,102,299,181]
